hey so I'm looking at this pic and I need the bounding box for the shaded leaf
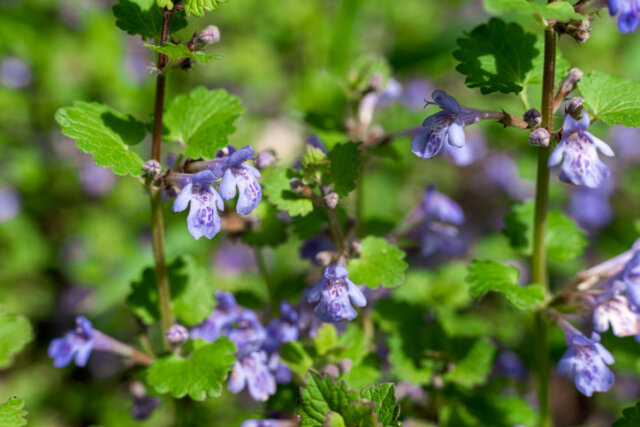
[614,401,640,427]
[113,0,187,40]
[444,338,497,388]
[327,142,362,197]
[466,260,546,310]
[453,18,537,94]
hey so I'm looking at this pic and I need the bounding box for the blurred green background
[2,0,640,425]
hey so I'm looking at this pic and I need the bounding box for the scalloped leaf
[55,102,146,176]
[147,338,236,401]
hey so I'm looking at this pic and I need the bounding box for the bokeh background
[2,0,640,425]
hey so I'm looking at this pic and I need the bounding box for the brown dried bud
[289,178,303,193]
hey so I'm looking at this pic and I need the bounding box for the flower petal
[172,183,193,212]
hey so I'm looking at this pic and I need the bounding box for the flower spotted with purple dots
[557,324,615,397]
[548,113,615,188]
[172,170,224,240]
[228,351,276,401]
[218,146,262,215]
[307,265,366,322]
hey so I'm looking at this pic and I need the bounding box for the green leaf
[55,102,146,176]
[0,311,32,369]
[348,236,408,288]
[147,338,236,400]
[128,256,215,326]
[484,0,585,21]
[327,142,362,197]
[163,87,244,160]
[0,397,27,427]
[503,201,587,261]
[341,402,380,427]
[298,371,361,427]
[386,334,433,386]
[453,18,537,94]
[280,341,314,379]
[113,0,187,41]
[241,202,288,247]
[462,394,537,427]
[301,145,330,185]
[145,42,219,64]
[466,260,546,310]
[614,401,640,427]
[324,412,346,427]
[339,358,381,390]
[183,0,230,16]
[335,324,370,365]
[579,71,640,128]
[361,384,402,427]
[444,338,497,388]
[314,324,338,356]
[262,168,314,217]
[524,35,570,86]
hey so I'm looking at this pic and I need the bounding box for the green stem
[255,247,276,314]
[150,8,175,351]
[532,20,556,427]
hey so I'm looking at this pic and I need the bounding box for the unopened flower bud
[143,160,162,178]
[559,68,584,95]
[289,178,303,193]
[338,358,353,373]
[322,364,340,378]
[529,128,551,147]
[567,97,585,121]
[323,192,339,209]
[350,240,362,255]
[255,151,276,170]
[197,25,221,46]
[523,109,542,128]
[166,324,189,345]
[369,72,384,92]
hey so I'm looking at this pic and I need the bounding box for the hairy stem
[150,8,175,351]
[532,20,556,427]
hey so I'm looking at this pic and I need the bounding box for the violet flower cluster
[558,240,640,396]
[172,145,262,240]
[191,291,298,401]
[408,185,466,257]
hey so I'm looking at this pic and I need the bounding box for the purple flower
[166,324,189,344]
[443,131,487,166]
[48,316,95,368]
[408,186,467,257]
[213,241,258,276]
[190,291,240,342]
[0,57,32,89]
[411,90,484,159]
[482,154,532,201]
[224,310,267,358]
[172,170,224,240]
[593,294,639,337]
[264,302,299,353]
[622,251,640,308]
[300,234,336,266]
[409,185,465,225]
[228,351,276,401]
[0,187,21,223]
[568,184,613,230]
[219,146,262,215]
[307,265,366,322]
[608,0,640,33]
[557,326,615,397]
[548,113,615,188]
[241,420,294,427]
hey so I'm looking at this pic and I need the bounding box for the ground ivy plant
[4,0,640,425]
